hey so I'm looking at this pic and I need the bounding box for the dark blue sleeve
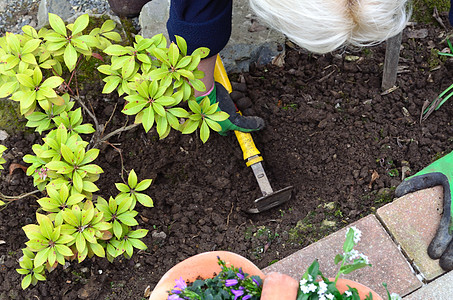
[450,0,453,26]
[167,0,232,58]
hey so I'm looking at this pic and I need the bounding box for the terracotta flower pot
[149,251,265,300]
[107,0,150,17]
[334,278,383,300]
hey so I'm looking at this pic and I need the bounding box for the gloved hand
[196,82,265,136]
[395,151,453,271]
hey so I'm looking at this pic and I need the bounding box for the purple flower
[174,277,187,290]
[231,289,244,300]
[236,272,245,280]
[225,279,239,287]
[252,278,260,286]
[168,295,182,300]
[171,289,182,294]
[242,295,252,300]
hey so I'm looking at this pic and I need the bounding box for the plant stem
[0,189,41,202]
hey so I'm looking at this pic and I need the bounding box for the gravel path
[0,0,111,34]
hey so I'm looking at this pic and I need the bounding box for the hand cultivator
[213,55,293,213]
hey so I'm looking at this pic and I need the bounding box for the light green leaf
[115,183,130,193]
[41,76,64,89]
[148,68,169,81]
[83,181,99,193]
[102,76,121,94]
[128,170,138,188]
[75,232,86,253]
[102,31,121,42]
[117,213,138,226]
[135,193,153,207]
[104,44,129,56]
[55,244,73,257]
[60,144,75,164]
[34,247,50,268]
[48,13,67,36]
[200,120,210,143]
[100,19,116,32]
[168,42,179,66]
[79,164,103,175]
[21,274,32,289]
[16,74,35,88]
[113,220,122,239]
[141,106,155,132]
[122,56,136,79]
[22,39,41,54]
[73,170,83,193]
[64,43,78,71]
[128,229,148,239]
[205,118,222,132]
[181,119,199,134]
[71,14,89,36]
[175,35,187,56]
[129,238,148,250]
[90,242,105,257]
[0,81,19,98]
[135,179,152,191]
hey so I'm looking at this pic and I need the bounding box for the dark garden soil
[1,15,453,300]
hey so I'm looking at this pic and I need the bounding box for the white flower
[300,285,311,294]
[345,290,352,297]
[307,283,317,292]
[390,293,402,300]
[346,226,362,244]
[344,249,359,261]
[300,278,308,286]
[358,253,370,264]
[307,274,313,282]
[319,295,326,300]
[325,294,335,300]
[318,281,328,294]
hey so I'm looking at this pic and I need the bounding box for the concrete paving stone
[403,270,453,300]
[376,187,445,281]
[262,215,421,297]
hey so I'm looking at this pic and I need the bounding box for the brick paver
[262,215,421,297]
[376,186,445,281]
[403,270,453,300]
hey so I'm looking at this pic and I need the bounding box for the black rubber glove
[196,82,264,136]
[395,152,453,271]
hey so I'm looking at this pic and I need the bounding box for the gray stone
[220,0,285,73]
[403,271,453,300]
[138,0,285,73]
[139,0,170,40]
[37,0,75,28]
[0,130,8,141]
[0,0,6,13]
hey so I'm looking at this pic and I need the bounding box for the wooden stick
[382,32,403,90]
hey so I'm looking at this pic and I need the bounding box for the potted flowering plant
[149,227,401,300]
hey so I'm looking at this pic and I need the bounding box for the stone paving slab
[403,270,453,299]
[376,186,444,281]
[262,215,421,297]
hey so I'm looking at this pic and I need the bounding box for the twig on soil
[101,102,118,138]
[75,95,100,133]
[94,123,140,149]
[103,141,127,183]
[317,65,338,83]
[0,190,41,210]
[226,202,234,226]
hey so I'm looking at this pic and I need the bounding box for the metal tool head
[247,186,294,214]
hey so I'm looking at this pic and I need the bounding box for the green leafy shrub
[0,12,225,289]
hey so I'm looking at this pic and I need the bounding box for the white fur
[249,0,411,53]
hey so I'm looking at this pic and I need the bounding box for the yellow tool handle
[213,55,263,164]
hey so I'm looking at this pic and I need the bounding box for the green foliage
[115,169,153,209]
[167,257,263,300]
[16,249,46,289]
[0,144,6,170]
[1,12,221,289]
[297,227,374,300]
